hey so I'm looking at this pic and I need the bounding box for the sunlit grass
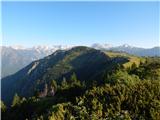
[104,51,146,68]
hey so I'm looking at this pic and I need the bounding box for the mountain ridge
[1,44,160,78]
[2,46,129,105]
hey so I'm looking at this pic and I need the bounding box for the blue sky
[2,1,159,48]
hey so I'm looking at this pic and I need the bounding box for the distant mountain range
[91,43,160,56]
[1,45,72,78]
[1,44,160,78]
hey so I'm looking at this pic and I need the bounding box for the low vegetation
[1,57,160,120]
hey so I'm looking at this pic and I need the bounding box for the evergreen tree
[0,100,6,112]
[61,77,68,89]
[11,93,21,107]
[51,80,57,92]
[139,60,143,66]
[131,62,137,70]
[70,73,81,87]
[71,73,78,83]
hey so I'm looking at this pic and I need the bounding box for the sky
[2,1,160,48]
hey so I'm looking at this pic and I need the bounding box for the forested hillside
[1,47,128,105]
[1,47,160,120]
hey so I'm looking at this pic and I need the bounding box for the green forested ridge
[1,46,128,105]
[1,47,160,120]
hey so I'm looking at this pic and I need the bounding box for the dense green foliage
[11,93,21,107]
[129,58,160,81]
[1,57,160,120]
[0,100,6,112]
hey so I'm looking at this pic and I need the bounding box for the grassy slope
[104,51,145,68]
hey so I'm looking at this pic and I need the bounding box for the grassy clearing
[104,51,145,68]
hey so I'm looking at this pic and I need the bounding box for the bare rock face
[38,84,55,98]
[48,87,55,97]
[39,84,48,98]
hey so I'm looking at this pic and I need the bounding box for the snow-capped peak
[122,44,131,47]
[6,45,73,52]
[10,45,26,50]
[91,43,112,49]
[117,44,135,48]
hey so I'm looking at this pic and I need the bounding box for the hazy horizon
[1,42,160,49]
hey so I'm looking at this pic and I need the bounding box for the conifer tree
[71,73,78,83]
[0,100,6,112]
[51,80,57,92]
[61,77,68,89]
[131,62,137,70]
[70,73,81,87]
[12,93,21,107]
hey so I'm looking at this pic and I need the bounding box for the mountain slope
[1,45,71,78]
[2,55,160,120]
[2,46,130,105]
[1,44,159,78]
